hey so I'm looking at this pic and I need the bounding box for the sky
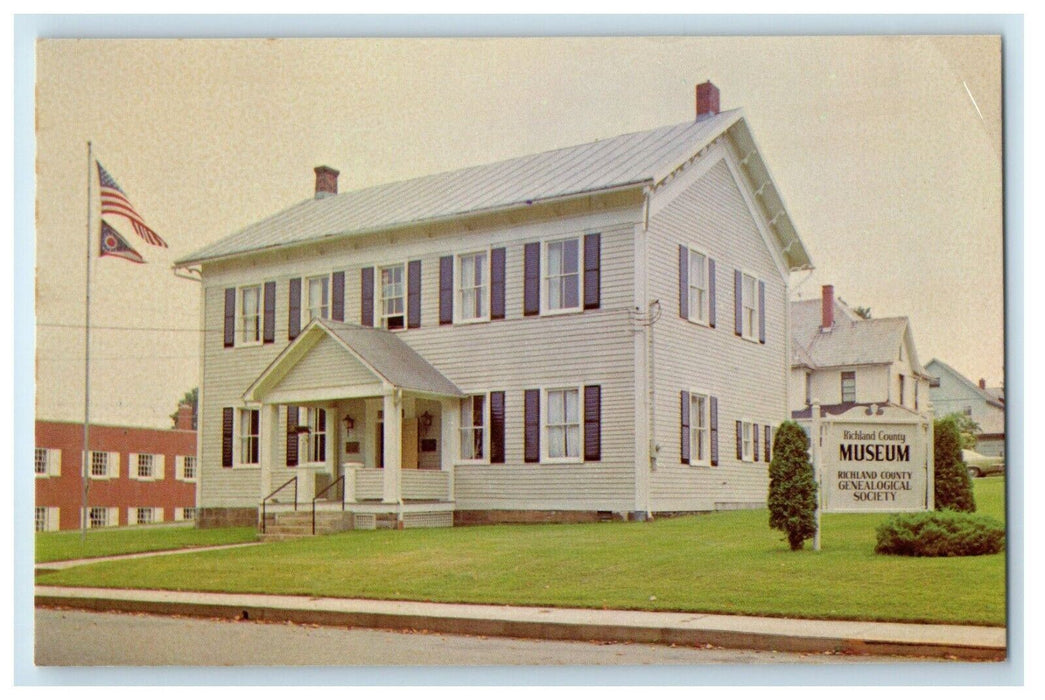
[31,33,1006,429]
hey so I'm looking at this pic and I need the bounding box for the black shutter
[490,391,506,464]
[709,397,719,466]
[360,267,374,327]
[286,406,299,467]
[583,233,600,310]
[262,281,276,343]
[491,247,506,320]
[223,288,236,348]
[249,410,261,463]
[523,242,540,316]
[753,423,760,463]
[736,420,743,460]
[764,425,772,462]
[584,385,601,461]
[678,246,689,319]
[524,389,540,463]
[758,279,766,344]
[680,390,690,463]
[288,278,301,340]
[708,258,717,328]
[221,407,234,467]
[439,256,453,325]
[734,269,743,336]
[331,271,345,322]
[407,260,422,328]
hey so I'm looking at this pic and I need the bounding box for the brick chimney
[696,81,720,119]
[979,378,987,389]
[821,285,835,331]
[314,165,340,199]
[176,402,195,431]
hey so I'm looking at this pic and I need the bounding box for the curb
[34,587,1006,661]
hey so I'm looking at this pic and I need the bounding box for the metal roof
[790,299,923,372]
[177,109,811,270]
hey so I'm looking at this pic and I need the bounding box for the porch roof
[244,318,465,402]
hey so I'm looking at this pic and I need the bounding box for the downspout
[642,186,655,520]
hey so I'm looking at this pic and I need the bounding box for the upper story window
[239,409,260,465]
[841,371,856,403]
[898,375,906,405]
[176,455,198,480]
[804,372,812,406]
[545,238,581,313]
[379,264,406,330]
[546,387,581,460]
[688,250,709,324]
[458,252,489,322]
[305,275,330,323]
[740,272,759,340]
[963,405,973,417]
[89,451,118,479]
[690,393,710,465]
[136,453,156,479]
[35,448,56,476]
[459,394,487,461]
[239,285,263,345]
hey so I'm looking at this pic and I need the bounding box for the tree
[170,387,198,430]
[768,421,818,550]
[943,411,980,450]
[853,306,872,319]
[933,415,975,512]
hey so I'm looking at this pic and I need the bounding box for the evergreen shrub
[875,511,1005,556]
[768,421,818,551]
[934,416,976,512]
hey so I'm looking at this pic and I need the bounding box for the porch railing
[260,476,297,534]
[312,474,345,535]
[342,467,452,503]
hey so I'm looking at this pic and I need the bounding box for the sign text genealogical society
[821,424,928,513]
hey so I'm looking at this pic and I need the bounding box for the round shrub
[934,416,975,512]
[768,421,818,551]
[875,511,1004,556]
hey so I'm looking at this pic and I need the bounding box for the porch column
[440,398,458,501]
[259,403,280,501]
[382,389,403,508]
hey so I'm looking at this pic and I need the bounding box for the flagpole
[81,141,92,543]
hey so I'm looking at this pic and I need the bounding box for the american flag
[96,161,168,248]
[99,219,145,263]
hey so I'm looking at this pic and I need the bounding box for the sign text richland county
[821,421,928,513]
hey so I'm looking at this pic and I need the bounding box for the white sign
[818,414,931,513]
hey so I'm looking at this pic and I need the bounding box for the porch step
[260,511,354,541]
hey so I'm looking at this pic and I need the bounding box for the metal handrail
[312,474,346,535]
[260,475,298,534]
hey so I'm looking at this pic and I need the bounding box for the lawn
[35,479,1007,626]
[35,525,258,563]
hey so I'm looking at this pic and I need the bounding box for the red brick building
[35,410,197,531]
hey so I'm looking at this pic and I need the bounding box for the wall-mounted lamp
[343,415,355,432]
[419,410,433,435]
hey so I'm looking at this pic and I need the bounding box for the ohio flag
[99,219,145,264]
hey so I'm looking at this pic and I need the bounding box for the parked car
[962,449,1005,478]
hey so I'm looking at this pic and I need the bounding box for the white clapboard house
[789,285,934,422]
[175,82,813,531]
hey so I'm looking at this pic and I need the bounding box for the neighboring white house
[175,82,813,529]
[925,358,1006,458]
[790,285,933,421]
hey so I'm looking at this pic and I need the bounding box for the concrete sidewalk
[34,585,1006,660]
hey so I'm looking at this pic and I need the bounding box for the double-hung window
[740,272,759,340]
[841,371,856,403]
[546,387,581,460]
[688,250,709,324]
[135,507,156,525]
[177,455,197,480]
[35,507,48,532]
[458,252,488,322]
[305,275,330,323]
[459,395,486,461]
[35,448,50,476]
[379,264,406,330]
[88,506,109,529]
[136,454,155,479]
[90,451,111,478]
[239,409,260,465]
[545,238,581,313]
[689,393,710,465]
[741,421,754,462]
[239,285,263,345]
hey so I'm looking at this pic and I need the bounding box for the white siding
[198,207,641,512]
[276,335,376,392]
[645,153,789,511]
